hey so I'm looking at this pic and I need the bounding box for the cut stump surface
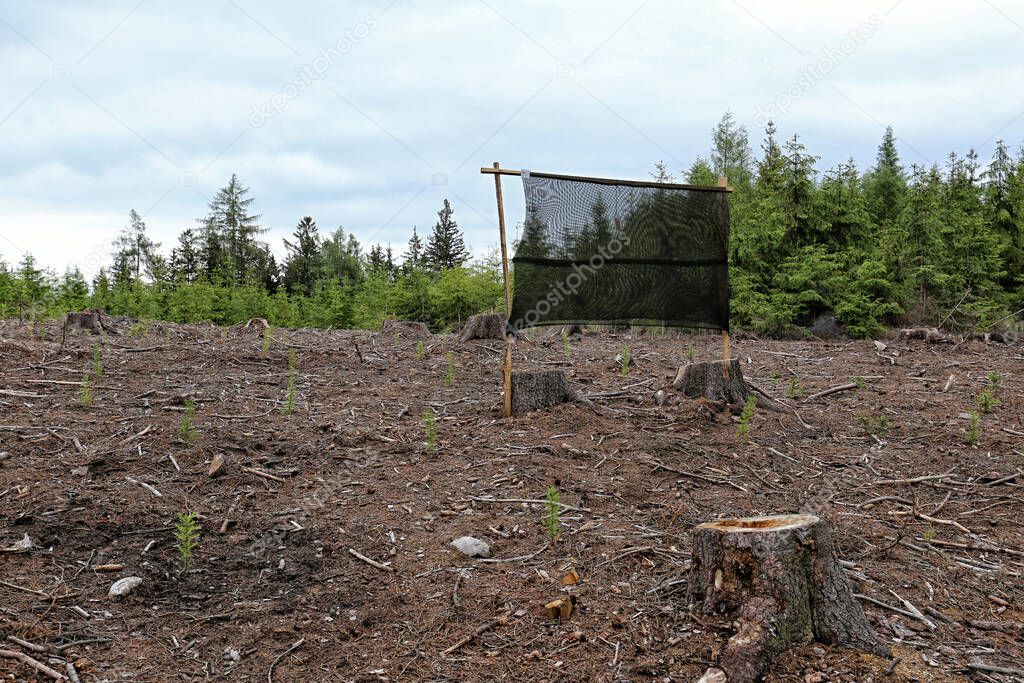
[689,514,888,683]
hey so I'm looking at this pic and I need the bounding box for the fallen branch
[968,661,1024,677]
[241,466,286,484]
[644,459,747,492]
[6,635,46,652]
[983,470,1021,487]
[853,593,921,622]
[0,389,44,398]
[872,470,955,485]
[267,638,304,683]
[469,496,591,513]
[0,648,65,680]
[476,544,548,564]
[118,425,152,445]
[440,613,510,657]
[805,382,858,401]
[348,548,394,572]
[888,589,936,630]
[125,476,162,498]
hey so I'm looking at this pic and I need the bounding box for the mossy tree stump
[672,359,750,405]
[688,514,888,682]
[510,370,575,414]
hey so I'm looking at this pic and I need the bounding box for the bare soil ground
[1,320,1022,682]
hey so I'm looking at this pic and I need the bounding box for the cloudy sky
[1,0,1023,276]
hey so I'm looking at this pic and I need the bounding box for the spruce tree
[283,216,322,296]
[517,205,552,258]
[17,253,47,316]
[685,157,717,186]
[321,227,363,283]
[863,127,907,230]
[58,268,90,310]
[202,174,266,282]
[649,161,676,183]
[781,134,820,248]
[171,229,201,283]
[818,159,870,249]
[384,245,397,278]
[711,111,753,188]
[983,140,1024,290]
[756,121,786,194]
[404,226,424,269]
[424,199,468,271]
[367,244,389,275]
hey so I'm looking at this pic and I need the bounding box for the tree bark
[380,319,431,340]
[689,514,889,683]
[672,359,750,405]
[511,370,575,414]
[459,313,506,342]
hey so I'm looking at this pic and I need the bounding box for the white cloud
[1,0,1023,276]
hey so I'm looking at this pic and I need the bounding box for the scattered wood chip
[208,452,227,477]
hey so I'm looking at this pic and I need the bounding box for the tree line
[1,113,1022,337]
[0,179,503,332]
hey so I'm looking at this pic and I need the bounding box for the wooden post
[721,330,731,378]
[718,175,731,379]
[493,161,513,418]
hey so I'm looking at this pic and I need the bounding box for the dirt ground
[1,318,1021,682]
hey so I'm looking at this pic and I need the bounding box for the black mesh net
[509,171,730,331]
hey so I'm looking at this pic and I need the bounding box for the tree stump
[689,514,889,682]
[380,319,431,340]
[563,323,584,338]
[458,313,506,342]
[510,371,576,414]
[672,359,750,405]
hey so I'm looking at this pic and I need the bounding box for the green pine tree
[424,199,468,271]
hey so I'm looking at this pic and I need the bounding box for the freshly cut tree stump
[689,514,889,683]
[510,370,576,414]
[459,313,506,342]
[672,359,750,405]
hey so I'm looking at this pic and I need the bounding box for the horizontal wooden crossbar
[479,167,733,192]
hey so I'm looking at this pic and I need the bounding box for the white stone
[108,576,144,597]
[451,536,491,558]
[697,668,727,683]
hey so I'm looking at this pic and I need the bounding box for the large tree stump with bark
[459,313,506,342]
[510,371,576,414]
[380,319,430,340]
[672,359,750,405]
[689,514,889,683]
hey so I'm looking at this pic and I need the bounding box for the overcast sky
[1,0,1023,277]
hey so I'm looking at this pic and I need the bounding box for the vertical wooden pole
[494,161,513,418]
[718,175,730,379]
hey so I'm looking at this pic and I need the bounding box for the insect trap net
[510,171,730,331]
